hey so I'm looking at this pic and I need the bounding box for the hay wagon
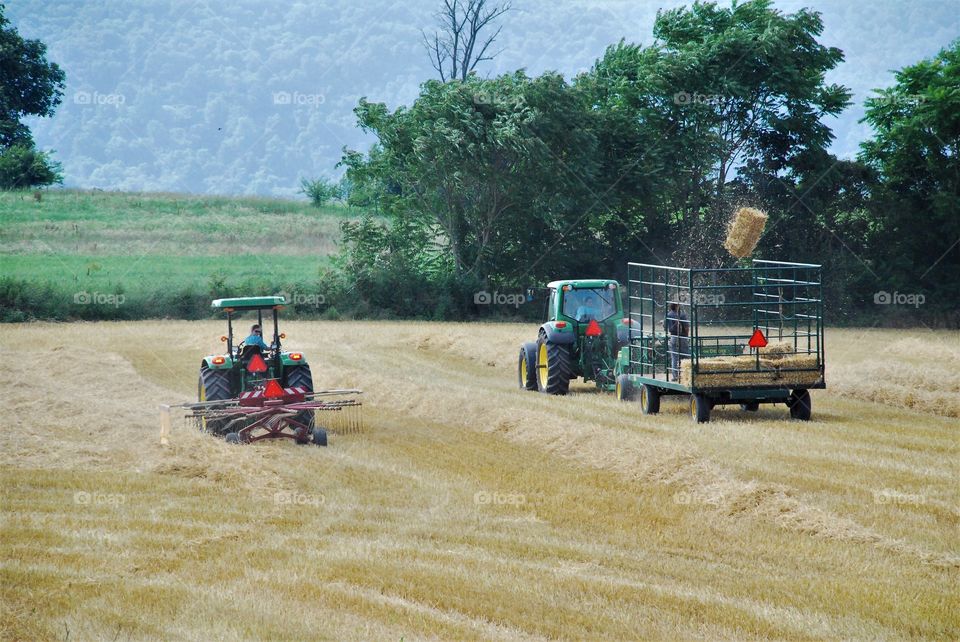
[615,259,825,422]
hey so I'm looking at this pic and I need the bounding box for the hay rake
[161,383,363,446]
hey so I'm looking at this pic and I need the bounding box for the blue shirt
[575,305,599,320]
[244,333,270,350]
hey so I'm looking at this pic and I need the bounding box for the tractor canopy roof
[211,296,285,311]
[546,279,620,290]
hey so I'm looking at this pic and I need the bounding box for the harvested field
[1,322,957,640]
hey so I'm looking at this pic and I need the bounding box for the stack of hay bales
[724,207,768,258]
[680,341,822,388]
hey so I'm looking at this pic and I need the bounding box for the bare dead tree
[422,0,512,82]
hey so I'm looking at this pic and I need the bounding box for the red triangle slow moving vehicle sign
[247,353,268,373]
[585,319,603,337]
[748,328,768,348]
[263,379,286,399]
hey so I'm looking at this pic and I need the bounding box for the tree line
[328,0,958,326]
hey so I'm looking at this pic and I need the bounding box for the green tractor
[517,279,631,395]
[198,296,317,439]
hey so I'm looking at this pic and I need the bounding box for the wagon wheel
[641,384,661,415]
[690,394,711,423]
[788,389,811,420]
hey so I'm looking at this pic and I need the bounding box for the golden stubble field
[1,321,957,640]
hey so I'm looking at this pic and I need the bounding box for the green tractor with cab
[199,296,317,438]
[517,279,632,395]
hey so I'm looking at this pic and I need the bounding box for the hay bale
[758,341,795,358]
[724,207,768,258]
[680,353,821,388]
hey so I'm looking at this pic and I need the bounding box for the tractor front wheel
[788,389,812,420]
[518,342,538,391]
[640,384,661,415]
[198,366,232,435]
[535,337,572,395]
[616,375,636,402]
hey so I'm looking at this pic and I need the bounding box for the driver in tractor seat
[575,295,600,321]
[241,324,271,360]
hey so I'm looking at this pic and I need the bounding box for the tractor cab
[546,279,624,328]
[517,279,629,395]
[199,296,313,405]
[215,296,286,368]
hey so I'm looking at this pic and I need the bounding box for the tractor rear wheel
[285,365,315,437]
[616,375,636,402]
[535,337,572,395]
[640,384,661,415]
[198,366,232,434]
[285,364,314,391]
[788,389,812,420]
[690,394,711,423]
[518,342,538,391]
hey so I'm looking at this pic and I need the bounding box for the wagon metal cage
[625,259,825,392]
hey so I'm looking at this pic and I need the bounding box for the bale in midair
[724,207,768,258]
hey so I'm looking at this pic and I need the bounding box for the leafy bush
[0,144,63,189]
[298,176,341,207]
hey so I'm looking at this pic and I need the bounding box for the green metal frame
[211,296,286,310]
[623,259,825,397]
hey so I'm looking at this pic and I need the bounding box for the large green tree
[0,3,65,188]
[579,0,850,266]
[859,40,960,322]
[340,71,601,285]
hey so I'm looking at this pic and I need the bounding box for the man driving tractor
[243,324,271,352]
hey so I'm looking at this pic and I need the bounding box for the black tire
[789,389,812,420]
[312,427,328,447]
[740,402,760,412]
[285,364,315,435]
[225,432,241,444]
[518,342,538,391]
[285,364,314,391]
[198,365,232,434]
[535,337,572,395]
[640,384,661,415]
[616,374,636,402]
[690,394,711,423]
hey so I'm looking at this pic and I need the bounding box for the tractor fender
[280,352,309,367]
[614,346,630,376]
[539,322,576,345]
[202,355,234,370]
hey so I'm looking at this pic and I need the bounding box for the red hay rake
[160,384,362,446]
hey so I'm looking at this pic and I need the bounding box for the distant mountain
[9,0,959,196]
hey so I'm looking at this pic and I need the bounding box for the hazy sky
[9,0,960,196]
